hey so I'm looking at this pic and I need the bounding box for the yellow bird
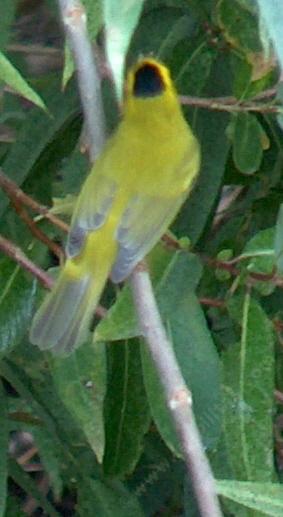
[30,57,200,354]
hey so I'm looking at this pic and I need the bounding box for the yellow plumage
[30,57,200,354]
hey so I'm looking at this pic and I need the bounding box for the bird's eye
[133,63,165,98]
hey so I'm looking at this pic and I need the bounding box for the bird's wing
[110,191,187,283]
[66,173,117,258]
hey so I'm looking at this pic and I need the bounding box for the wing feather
[110,191,186,283]
[66,173,117,258]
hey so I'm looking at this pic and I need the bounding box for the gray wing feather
[111,192,186,283]
[66,174,117,258]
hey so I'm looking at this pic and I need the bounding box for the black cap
[133,63,165,98]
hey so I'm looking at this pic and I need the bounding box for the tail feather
[30,267,105,355]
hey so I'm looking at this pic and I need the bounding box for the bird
[30,56,200,355]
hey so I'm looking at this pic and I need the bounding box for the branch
[131,263,222,517]
[0,169,69,233]
[180,87,280,113]
[56,1,222,515]
[0,235,54,289]
[57,0,105,161]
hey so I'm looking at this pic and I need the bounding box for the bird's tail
[29,259,108,355]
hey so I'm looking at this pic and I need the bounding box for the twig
[131,263,222,517]
[9,195,64,260]
[56,1,222,514]
[57,0,105,161]
[0,235,54,289]
[179,87,280,113]
[0,170,69,233]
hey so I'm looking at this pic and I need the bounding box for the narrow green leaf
[62,43,74,89]
[77,478,144,517]
[0,81,79,219]
[0,260,37,355]
[0,0,16,50]
[104,0,145,100]
[94,245,173,342]
[174,109,230,243]
[217,480,283,516]
[223,294,275,481]
[33,427,63,498]
[0,379,8,517]
[232,113,263,174]
[275,204,283,273]
[0,52,46,111]
[51,340,107,463]
[103,340,150,477]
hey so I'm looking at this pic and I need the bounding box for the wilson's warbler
[30,57,200,354]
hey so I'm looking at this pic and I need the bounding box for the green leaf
[103,340,150,477]
[77,479,144,517]
[0,81,79,219]
[217,0,261,52]
[51,339,107,463]
[33,427,63,498]
[62,43,74,89]
[223,294,275,482]
[0,259,37,355]
[231,113,263,174]
[0,379,8,517]
[216,480,283,516]
[0,0,16,50]
[242,227,275,273]
[142,252,221,455]
[0,52,46,111]
[104,0,145,100]
[275,204,283,273]
[94,245,173,342]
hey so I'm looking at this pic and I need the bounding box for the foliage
[0,0,283,515]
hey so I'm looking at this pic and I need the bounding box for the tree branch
[0,235,54,289]
[57,0,105,161]
[0,169,69,233]
[131,263,222,517]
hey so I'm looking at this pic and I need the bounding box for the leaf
[94,244,173,342]
[0,259,37,355]
[0,0,16,50]
[223,294,275,482]
[274,203,283,273]
[103,339,150,477]
[142,252,222,455]
[173,50,231,243]
[77,479,145,517]
[0,380,8,517]
[231,113,263,174]
[104,0,145,100]
[0,80,79,219]
[0,52,46,111]
[241,227,275,295]
[51,339,107,463]
[217,0,262,53]
[216,480,283,516]
[32,427,63,498]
